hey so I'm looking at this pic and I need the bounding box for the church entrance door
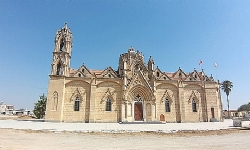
[211,108,215,118]
[134,102,143,121]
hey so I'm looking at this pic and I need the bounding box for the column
[132,101,134,121]
[126,101,128,119]
[143,101,146,121]
[121,102,125,122]
[152,102,156,121]
[179,87,185,122]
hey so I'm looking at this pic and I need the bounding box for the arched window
[106,98,111,111]
[134,64,139,74]
[60,39,65,51]
[165,99,170,112]
[192,99,197,112]
[157,72,160,77]
[74,97,80,111]
[179,72,182,78]
[56,63,62,75]
[52,91,58,110]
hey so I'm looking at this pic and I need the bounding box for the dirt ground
[0,128,250,150]
[0,115,34,120]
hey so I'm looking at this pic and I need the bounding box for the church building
[45,24,223,123]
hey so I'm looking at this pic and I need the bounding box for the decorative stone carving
[100,88,115,103]
[160,90,173,103]
[70,88,85,102]
[188,91,200,103]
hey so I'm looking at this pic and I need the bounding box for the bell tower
[51,23,73,76]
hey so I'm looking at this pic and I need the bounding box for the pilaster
[89,84,97,123]
[178,83,185,122]
[143,101,146,121]
[151,102,156,121]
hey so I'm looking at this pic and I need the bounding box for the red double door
[134,102,143,121]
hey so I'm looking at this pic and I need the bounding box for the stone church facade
[45,24,223,123]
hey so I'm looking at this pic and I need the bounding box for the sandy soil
[0,129,249,150]
[0,115,34,120]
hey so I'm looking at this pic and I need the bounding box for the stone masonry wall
[62,80,90,122]
[94,81,122,122]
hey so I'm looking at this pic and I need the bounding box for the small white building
[0,102,14,115]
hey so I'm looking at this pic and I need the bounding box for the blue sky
[0,1,249,110]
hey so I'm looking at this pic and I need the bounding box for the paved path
[0,119,234,133]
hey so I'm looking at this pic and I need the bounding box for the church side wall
[62,80,91,122]
[204,83,221,121]
[155,83,178,123]
[45,77,65,122]
[205,89,219,120]
[94,81,122,122]
[183,84,205,122]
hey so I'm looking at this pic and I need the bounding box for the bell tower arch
[51,23,73,76]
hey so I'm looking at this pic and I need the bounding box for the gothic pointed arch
[65,80,90,87]
[128,85,155,102]
[160,89,174,103]
[100,66,118,78]
[73,64,93,78]
[155,67,171,81]
[155,83,178,90]
[124,70,155,102]
[185,69,202,81]
[100,88,115,104]
[56,62,63,75]
[173,67,187,80]
[70,88,85,102]
[59,38,65,51]
[96,81,122,88]
[126,70,153,92]
[188,91,200,104]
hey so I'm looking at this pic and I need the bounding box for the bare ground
[0,128,250,150]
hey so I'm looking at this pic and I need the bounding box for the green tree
[220,80,233,119]
[237,103,250,112]
[33,93,47,119]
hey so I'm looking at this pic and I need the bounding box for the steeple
[51,23,73,76]
[148,56,154,79]
[148,56,154,71]
[54,23,72,53]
